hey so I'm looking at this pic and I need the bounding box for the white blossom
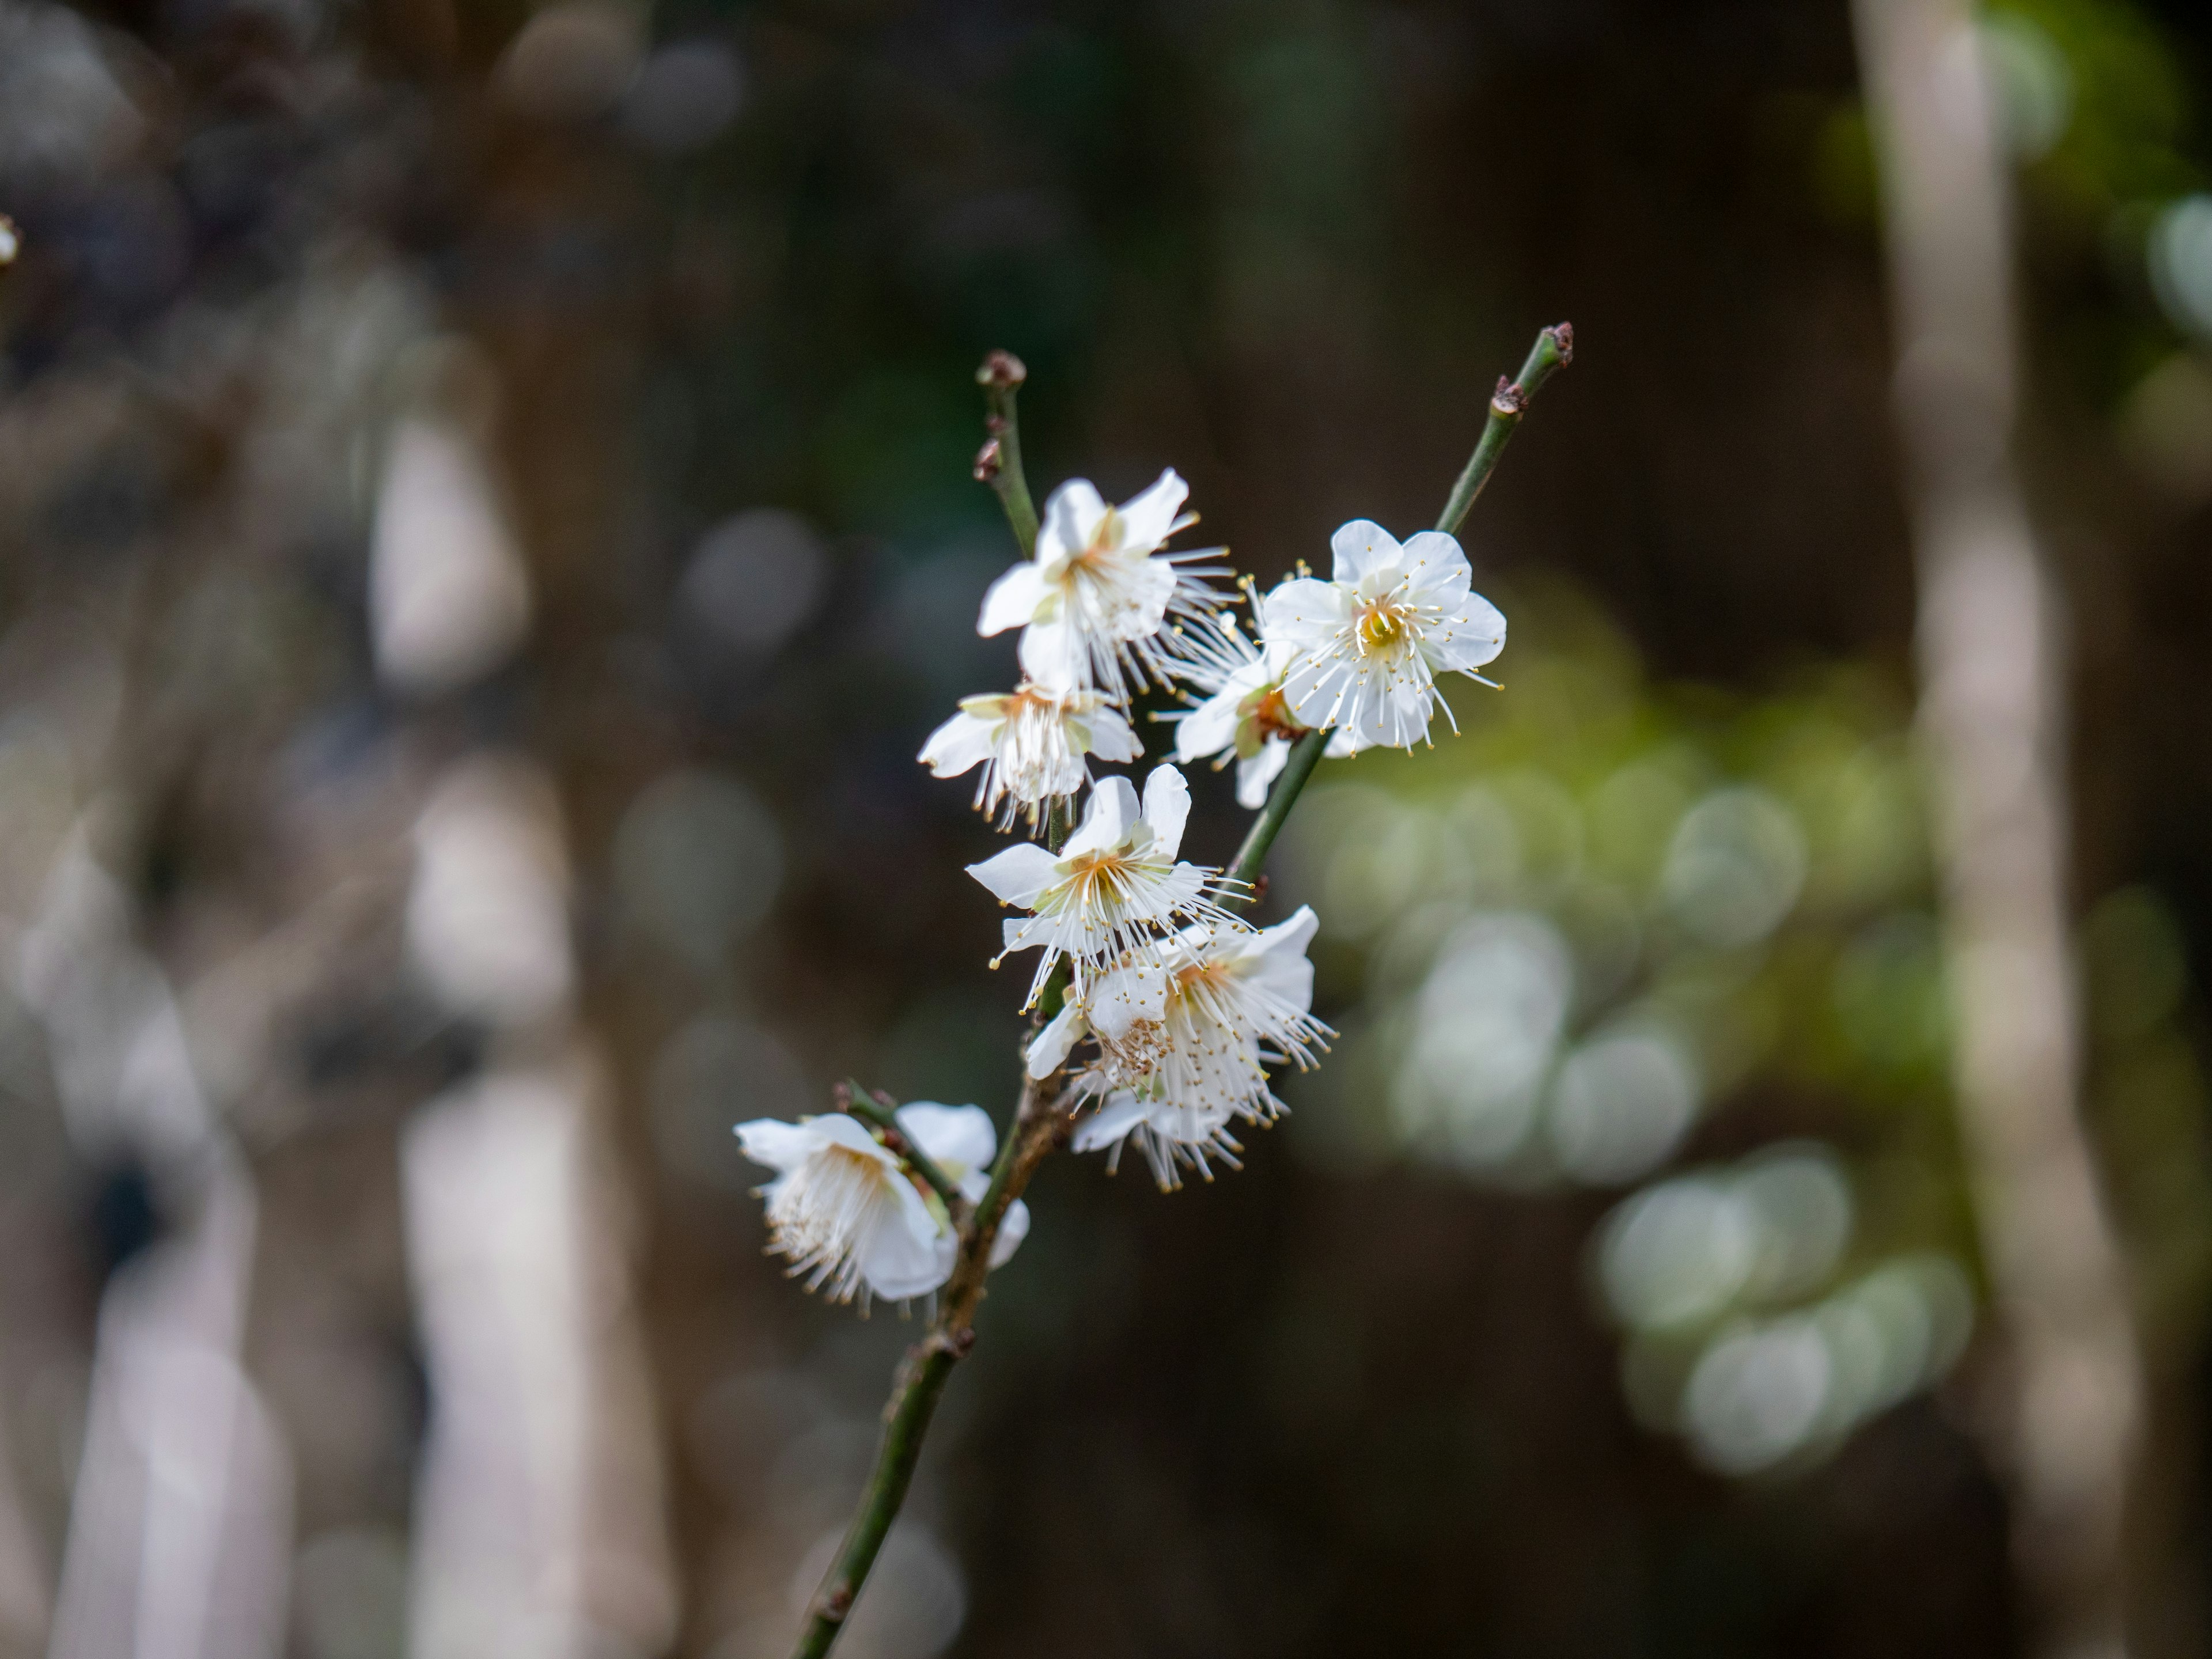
[1170,615,1354,808]
[1059,907,1331,1189]
[967,765,1238,1006]
[735,1104,1029,1306]
[976,469,1222,700]
[1262,519,1505,751]
[919,632,1142,828]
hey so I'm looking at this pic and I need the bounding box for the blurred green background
[4,0,2212,1656]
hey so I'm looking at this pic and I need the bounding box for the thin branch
[1434,322,1573,538]
[973,350,1040,556]
[790,1075,1069,1659]
[1228,323,1574,908]
[834,1081,966,1214]
[1225,726,1328,905]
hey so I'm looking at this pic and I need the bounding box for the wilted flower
[735,1104,1029,1306]
[919,646,1143,830]
[977,469,1223,700]
[967,765,1239,1005]
[1263,519,1505,750]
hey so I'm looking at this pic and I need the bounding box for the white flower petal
[1175,685,1244,762]
[918,709,999,777]
[1083,703,1143,763]
[968,842,1062,906]
[1114,468,1190,551]
[1017,619,1086,691]
[1028,1001,1084,1078]
[1234,738,1290,809]
[1071,1094,1150,1153]
[1088,959,1169,1042]
[897,1101,997,1175]
[1329,518,1400,584]
[1396,531,1472,601]
[1240,904,1320,1009]
[1424,592,1508,673]
[979,560,1051,635]
[860,1200,957,1301]
[1260,577,1351,647]
[1141,764,1191,859]
[1062,774,1141,859]
[1038,478,1109,565]
[988,1197,1030,1267]
[734,1117,828,1173]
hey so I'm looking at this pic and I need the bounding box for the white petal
[808,1112,903,1162]
[1071,1094,1149,1154]
[1063,774,1141,858]
[1260,577,1352,646]
[1088,959,1169,1041]
[1424,592,1508,673]
[1083,703,1143,764]
[1324,728,1358,758]
[861,1196,957,1301]
[1018,619,1086,692]
[1113,468,1190,552]
[1028,1002,1084,1078]
[1234,738,1290,809]
[979,562,1050,635]
[918,709,998,777]
[733,1117,828,1173]
[1329,518,1400,584]
[1395,531,1472,601]
[896,1102,998,1176]
[988,1198,1030,1267]
[1175,686,1244,762]
[968,842,1062,906]
[1039,478,1109,564]
[1241,904,1320,1009]
[1141,765,1192,859]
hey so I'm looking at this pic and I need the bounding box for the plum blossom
[735,1103,1029,1306]
[1060,907,1331,1188]
[967,765,1240,1006]
[1263,519,1505,751]
[919,633,1142,828]
[1171,614,1354,808]
[977,469,1223,700]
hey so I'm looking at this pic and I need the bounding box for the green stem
[1225,728,1328,905]
[974,351,1040,557]
[790,1345,957,1659]
[837,1082,965,1213]
[790,1077,1066,1659]
[1434,322,1573,538]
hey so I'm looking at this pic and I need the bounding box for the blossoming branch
[737,327,1572,1659]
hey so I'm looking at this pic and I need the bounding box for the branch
[790,1075,1069,1659]
[792,327,1573,1659]
[973,350,1040,557]
[1225,727,1328,905]
[1433,322,1573,538]
[834,1081,966,1214]
[1228,323,1574,908]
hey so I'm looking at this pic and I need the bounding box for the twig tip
[976,349,1027,390]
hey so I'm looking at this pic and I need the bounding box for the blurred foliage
[1274,578,2212,1476]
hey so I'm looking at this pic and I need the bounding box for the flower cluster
[738,468,1508,1301]
[940,480,1505,1183]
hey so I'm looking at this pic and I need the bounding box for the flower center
[1244,686,1305,743]
[1357,602,1410,654]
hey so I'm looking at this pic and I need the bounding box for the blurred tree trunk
[1852,1,2144,1654]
